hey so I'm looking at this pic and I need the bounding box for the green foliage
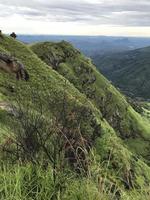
[0,35,150,199]
[93,46,150,99]
[31,41,150,160]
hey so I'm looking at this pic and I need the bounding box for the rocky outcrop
[0,53,29,81]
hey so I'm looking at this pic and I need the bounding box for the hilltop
[0,35,150,199]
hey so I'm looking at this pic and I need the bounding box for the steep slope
[92,46,150,99]
[31,41,150,160]
[0,35,150,199]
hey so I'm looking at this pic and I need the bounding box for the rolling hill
[0,35,150,199]
[93,46,150,100]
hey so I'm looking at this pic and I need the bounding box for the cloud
[0,0,150,35]
[0,0,150,25]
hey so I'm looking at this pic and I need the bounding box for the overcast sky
[0,0,150,36]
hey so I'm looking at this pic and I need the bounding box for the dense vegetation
[92,46,150,99]
[0,35,150,199]
[31,41,150,159]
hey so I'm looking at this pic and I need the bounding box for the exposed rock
[0,53,29,81]
[0,101,11,112]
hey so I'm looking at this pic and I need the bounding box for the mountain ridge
[30,41,150,159]
[0,34,150,199]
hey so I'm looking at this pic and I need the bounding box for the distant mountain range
[93,46,150,100]
[18,35,150,100]
[18,35,150,57]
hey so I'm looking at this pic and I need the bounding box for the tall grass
[0,147,122,200]
[0,163,110,200]
[1,152,150,200]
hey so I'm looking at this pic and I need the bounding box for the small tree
[10,32,17,39]
[0,30,3,38]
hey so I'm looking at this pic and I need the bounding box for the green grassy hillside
[0,35,150,199]
[31,41,150,159]
[92,46,150,99]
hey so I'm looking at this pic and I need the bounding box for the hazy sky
[0,0,150,36]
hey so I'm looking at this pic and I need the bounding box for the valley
[92,46,150,100]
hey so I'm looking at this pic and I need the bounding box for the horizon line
[14,34,150,38]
